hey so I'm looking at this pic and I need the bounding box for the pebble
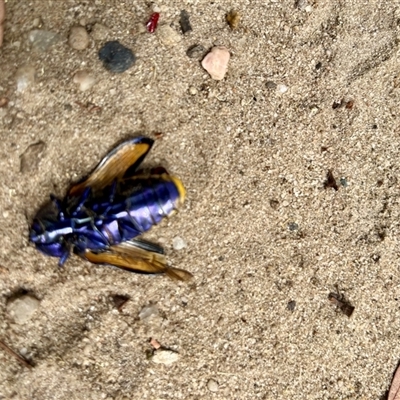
[15,65,36,92]
[83,344,92,356]
[69,26,90,50]
[288,222,299,231]
[201,46,230,81]
[276,83,288,93]
[340,177,348,187]
[150,338,161,349]
[266,80,277,89]
[173,236,186,250]
[98,41,136,73]
[7,295,40,324]
[73,70,96,91]
[180,10,192,34]
[157,25,182,47]
[287,300,296,311]
[186,44,206,59]
[207,379,219,392]
[91,23,110,41]
[20,141,46,173]
[151,349,180,365]
[28,30,60,51]
[32,17,43,28]
[139,304,158,320]
[295,0,308,10]
[188,86,198,95]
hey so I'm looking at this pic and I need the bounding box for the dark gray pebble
[180,10,192,34]
[339,177,348,187]
[287,300,296,311]
[266,81,277,89]
[98,41,136,73]
[186,44,205,59]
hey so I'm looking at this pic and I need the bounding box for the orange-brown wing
[69,137,154,197]
[81,240,192,281]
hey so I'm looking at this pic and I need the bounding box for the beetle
[29,137,192,281]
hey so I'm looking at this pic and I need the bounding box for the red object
[146,12,160,33]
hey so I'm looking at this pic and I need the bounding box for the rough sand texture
[1,1,400,399]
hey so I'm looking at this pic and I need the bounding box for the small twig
[0,340,33,369]
[0,0,4,47]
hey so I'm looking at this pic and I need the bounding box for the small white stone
[7,295,40,324]
[15,65,36,92]
[189,86,198,95]
[32,18,41,28]
[19,347,28,356]
[73,70,96,91]
[276,83,288,93]
[28,30,60,51]
[139,304,158,320]
[173,236,186,250]
[69,26,90,50]
[201,46,230,81]
[83,344,92,356]
[91,23,110,41]
[152,349,180,365]
[157,25,182,47]
[295,0,308,10]
[207,379,219,392]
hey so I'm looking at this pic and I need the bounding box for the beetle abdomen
[77,174,185,250]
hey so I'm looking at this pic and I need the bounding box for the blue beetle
[29,137,191,281]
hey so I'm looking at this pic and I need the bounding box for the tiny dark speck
[324,170,338,191]
[287,300,296,311]
[315,62,322,70]
[180,10,192,34]
[372,124,378,129]
[288,222,299,231]
[111,294,130,312]
[269,199,279,209]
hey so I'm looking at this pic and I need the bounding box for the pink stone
[201,46,230,81]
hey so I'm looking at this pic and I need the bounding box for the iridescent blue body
[29,137,190,280]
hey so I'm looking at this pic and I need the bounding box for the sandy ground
[1,1,400,399]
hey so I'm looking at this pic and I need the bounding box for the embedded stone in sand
[201,46,230,81]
